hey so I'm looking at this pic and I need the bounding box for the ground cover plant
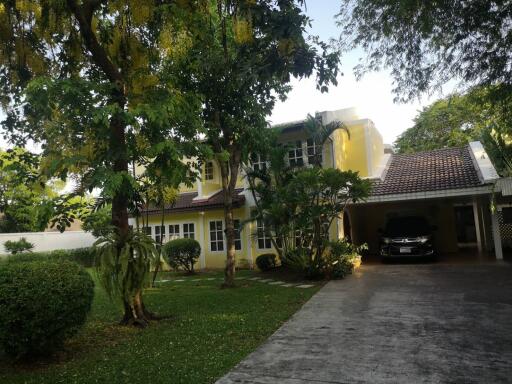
[0,269,318,384]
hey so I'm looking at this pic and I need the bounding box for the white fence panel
[0,231,96,256]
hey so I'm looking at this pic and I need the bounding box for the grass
[0,269,320,384]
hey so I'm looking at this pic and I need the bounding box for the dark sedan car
[379,216,435,259]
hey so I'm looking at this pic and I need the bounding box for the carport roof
[371,146,484,197]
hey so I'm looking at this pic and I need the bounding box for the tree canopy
[0,0,205,325]
[177,0,340,287]
[394,86,512,175]
[337,0,512,101]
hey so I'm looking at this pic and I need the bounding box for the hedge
[0,261,94,359]
[2,247,96,268]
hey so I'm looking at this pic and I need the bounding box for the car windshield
[384,217,430,237]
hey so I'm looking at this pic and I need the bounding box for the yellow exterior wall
[135,110,388,270]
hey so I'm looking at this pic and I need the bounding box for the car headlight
[382,237,391,244]
[418,236,429,243]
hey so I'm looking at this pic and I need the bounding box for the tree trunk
[151,203,165,287]
[223,198,236,287]
[219,148,241,288]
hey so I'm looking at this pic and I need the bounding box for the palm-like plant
[94,230,158,327]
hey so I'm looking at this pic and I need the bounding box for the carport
[345,143,503,261]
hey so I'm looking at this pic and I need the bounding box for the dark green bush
[163,238,201,273]
[256,253,277,271]
[0,261,94,359]
[3,247,96,268]
[324,240,367,280]
[3,237,34,254]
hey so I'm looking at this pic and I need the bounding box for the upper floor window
[168,224,180,240]
[183,223,195,239]
[306,138,322,166]
[288,140,304,167]
[209,220,224,251]
[250,153,267,172]
[256,219,272,249]
[205,161,214,181]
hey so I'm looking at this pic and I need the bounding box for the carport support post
[491,210,503,260]
[473,198,483,254]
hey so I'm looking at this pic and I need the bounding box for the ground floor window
[234,219,242,251]
[168,224,180,240]
[183,223,195,239]
[210,220,224,251]
[155,225,166,243]
[143,226,152,236]
[257,219,272,249]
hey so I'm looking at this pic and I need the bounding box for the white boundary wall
[0,231,96,256]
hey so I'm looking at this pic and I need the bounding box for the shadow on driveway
[217,263,512,384]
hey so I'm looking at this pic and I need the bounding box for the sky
[270,1,451,145]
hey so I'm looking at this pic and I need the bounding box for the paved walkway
[157,276,316,289]
[217,263,512,383]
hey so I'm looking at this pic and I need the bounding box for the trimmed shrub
[3,247,96,268]
[256,253,277,271]
[3,237,34,254]
[0,261,94,359]
[163,238,201,273]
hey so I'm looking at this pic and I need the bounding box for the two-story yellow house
[131,107,389,268]
[132,106,507,266]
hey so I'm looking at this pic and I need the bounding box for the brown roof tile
[143,188,245,214]
[371,146,483,196]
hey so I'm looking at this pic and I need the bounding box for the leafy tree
[81,205,114,238]
[394,86,512,175]
[0,0,202,325]
[179,0,340,287]
[0,148,64,233]
[337,0,512,101]
[246,120,371,278]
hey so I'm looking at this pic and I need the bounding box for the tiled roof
[371,146,483,196]
[143,188,245,214]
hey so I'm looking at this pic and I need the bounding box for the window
[209,220,224,251]
[288,140,304,167]
[307,138,322,165]
[168,224,180,240]
[234,219,242,251]
[250,153,267,172]
[205,161,214,181]
[155,225,166,243]
[257,219,272,249]
[183,223,195,239]
[143,226,152,236]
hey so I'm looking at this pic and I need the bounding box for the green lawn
[0,270,320,384]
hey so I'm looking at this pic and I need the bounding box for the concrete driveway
[217,263,512,384]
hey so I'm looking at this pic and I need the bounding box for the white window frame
[155,225,166,243]
[250,153,267,172]
[234,219,242,251]
[288,140,304,167]
[168,224,180,240]
[205,161,214,181]
[142,226,152,237]
[306,138,322,165]
[257,219,272,249]
[209,220,224,252]
[183,223,195,239]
